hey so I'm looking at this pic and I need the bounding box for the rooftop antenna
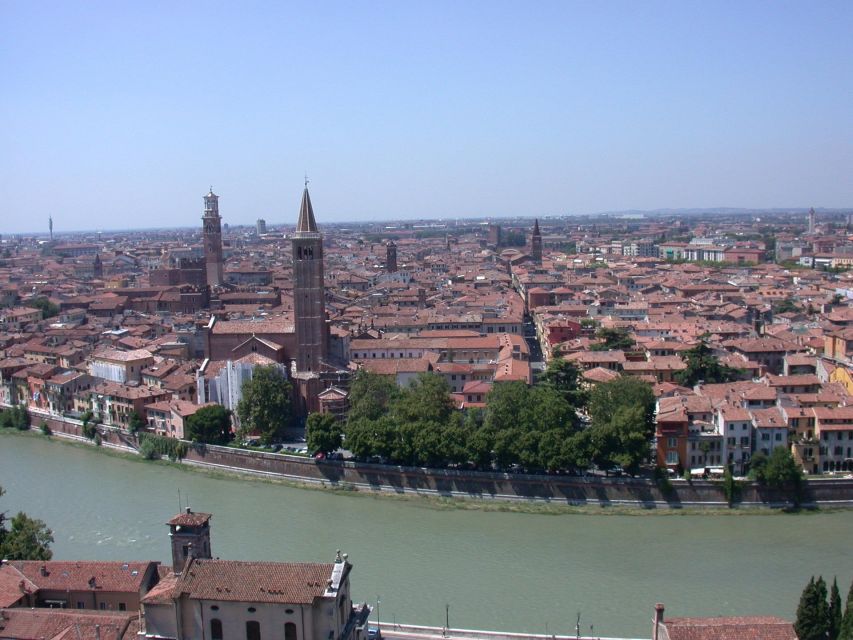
[304,172,310,188]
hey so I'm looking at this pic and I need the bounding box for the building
[141,509,371,640]
[203,188,224,287]
[530,219,542,262]
[386,240,397,273]
[88,349,155,384]
[256,218,267,235]
[653,603,796,640]
[292,186,327,373]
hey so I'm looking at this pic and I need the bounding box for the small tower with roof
[167,507,212,573]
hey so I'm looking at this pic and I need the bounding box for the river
[1,433,851,638]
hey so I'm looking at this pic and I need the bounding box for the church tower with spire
[202,188,224,287]
[292,184,327,373]
[530,218,542,262]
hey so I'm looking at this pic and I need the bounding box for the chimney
[95,624,101,640]
[653,603,665,640]
[185,506,192,514]
[40,565,48,577]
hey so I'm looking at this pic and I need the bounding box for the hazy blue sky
[2,1,852,233]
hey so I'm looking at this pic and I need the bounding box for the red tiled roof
[173,559,335,604]
[4,561,156,594]
[0,608,139,640]
[662,616,796,640]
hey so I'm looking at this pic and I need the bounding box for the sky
[2,1,852,234]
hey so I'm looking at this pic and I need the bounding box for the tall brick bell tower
[292,182,327,374]
[202,188,224,287]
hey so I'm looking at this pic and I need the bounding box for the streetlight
[376,596,381,631]
[445,604,450,635]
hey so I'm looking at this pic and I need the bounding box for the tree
[749,450,768,481]
[128,410,145,435]
[774,297,800,314]
[590,327,635,352]
[764,446,803,495]
[347,370,399,424]
[306,413,342,456]
[588,376,655,430]
[840,579,853,640]
[830,578,843,640]
[1,406,29,430]
[675,340,742,387]
[26,296,59,319]
[236,365,292,444]
[540,356,587,411]
[185,404,233,445]
[795,577,827,640]
[0,486,54,561]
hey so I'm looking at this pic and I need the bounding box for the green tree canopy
[306,412,343,456]
[236,365,292,444]
[0,486,54,561]
[830,578,843,640]
[128,410,145,435]
[539,356,587,411]
[588,376,655,430]
[347,370,399,423]
[795,576,830,640]
[763,446,803,491]
[590,327,635,352]
[26,297,59,319]
[840,579,853,640]
[185,404,233,445]
[675,340,742,387]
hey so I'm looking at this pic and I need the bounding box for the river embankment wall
[16,408,853,509]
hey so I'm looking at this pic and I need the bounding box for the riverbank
[4,424,850,515]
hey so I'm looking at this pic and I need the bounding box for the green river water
[1,434,851,638]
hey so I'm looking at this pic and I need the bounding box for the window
[667,437,677,447]
[77,602,84,609]
[211,619,223,640]
[99,603,107,610]
[666,451,678,464]
[775,432,782,441]
[118,603,126,611]
[246,621,261,640]
[285,622,298,640]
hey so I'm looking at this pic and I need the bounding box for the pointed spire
[296,186,319,234]
[533,218,541,235]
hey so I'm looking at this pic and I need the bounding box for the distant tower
[93,254,103,278]
[445,234,451,251]
[167,507,212,573]
[256,218,267,235]
[48,216,53,241]
[807,207,816,235]
[386,240,398,273]
[531,218,543,262]
[487,224,502,248]
[292,184,327,372]
[202,188,224,287]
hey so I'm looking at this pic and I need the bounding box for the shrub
[40,421,51,436]
[139,439,159,460]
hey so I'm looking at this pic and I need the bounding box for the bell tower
[202,188,224,287]
[292,184,327,372]
[167,507,212,573]
[530,218,542,262]
[386,240,398,273]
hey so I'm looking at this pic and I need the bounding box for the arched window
[246,621,261,640]
[285,622,297,640]
[211,619,223,640]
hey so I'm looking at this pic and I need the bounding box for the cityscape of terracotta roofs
[2,195,853,478]
[2,191,853,639]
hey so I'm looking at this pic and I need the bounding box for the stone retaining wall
[10,407,853,508]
